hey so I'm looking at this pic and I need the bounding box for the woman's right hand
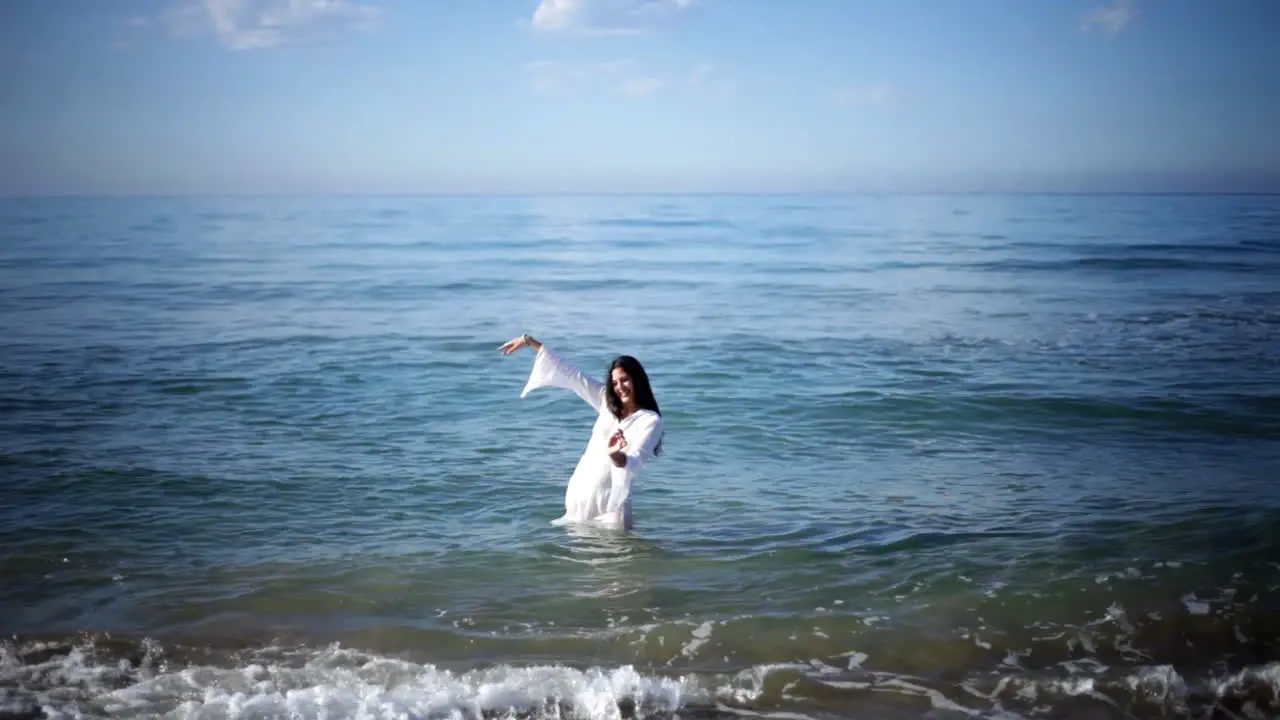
[498,334,541,355]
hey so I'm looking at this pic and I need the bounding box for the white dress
[520,345,664,531]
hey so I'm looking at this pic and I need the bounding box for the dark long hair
[605,355,663,456]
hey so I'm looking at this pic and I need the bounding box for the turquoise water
[2,194,1279,719]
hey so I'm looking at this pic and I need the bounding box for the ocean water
[2,193,1279,720]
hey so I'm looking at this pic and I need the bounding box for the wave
[799,391,1280,440]
[4,625,1278,720]
[0,639,700,720]
[961,257,1272,273]
[993,239,1280,255]
[593,218,736,230]
[851,256,1273,274]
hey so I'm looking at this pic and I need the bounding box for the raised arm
[499,334,607,413]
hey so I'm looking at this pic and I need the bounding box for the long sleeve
[597,411,663,528]
[520,345,607,414]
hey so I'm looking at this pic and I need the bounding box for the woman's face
[611,366,635,407]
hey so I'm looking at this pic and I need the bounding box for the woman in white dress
[499,333,664,531]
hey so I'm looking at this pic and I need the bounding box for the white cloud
[164,0,380,50]
[1081,0,1138,35]
[530,0,695,35]
[531,0,581,32]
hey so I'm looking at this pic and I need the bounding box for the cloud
[531,0,581,32]
[164,0,380,50]
[530,0,695,35]
[1080,0,1137,35]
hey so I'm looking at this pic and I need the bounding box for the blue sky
[2,0,1278,195]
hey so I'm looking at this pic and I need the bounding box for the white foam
[1125,664,1187,710]
[9,640,1280,720]
[3,642,704,720]
[717,663,809,705]
[1181,592,1212,615]
[804,659,841,675]
[1104,602,1136,635]
[714,703,816,720]
[871,677,984,717]
[836,651,868,670]
[1000,650,1029,670]
[679,620,715,658]
[1209,661,1280,702]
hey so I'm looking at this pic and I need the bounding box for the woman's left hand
[607,429,626,454]
[607,430,627,466]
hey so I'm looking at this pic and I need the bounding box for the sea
[2,193,1278,720]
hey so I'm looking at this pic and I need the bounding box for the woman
[499,333,664,531]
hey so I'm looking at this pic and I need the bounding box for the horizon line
[3,189,1280,200]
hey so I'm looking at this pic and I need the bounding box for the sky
[2,0,1278,195]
